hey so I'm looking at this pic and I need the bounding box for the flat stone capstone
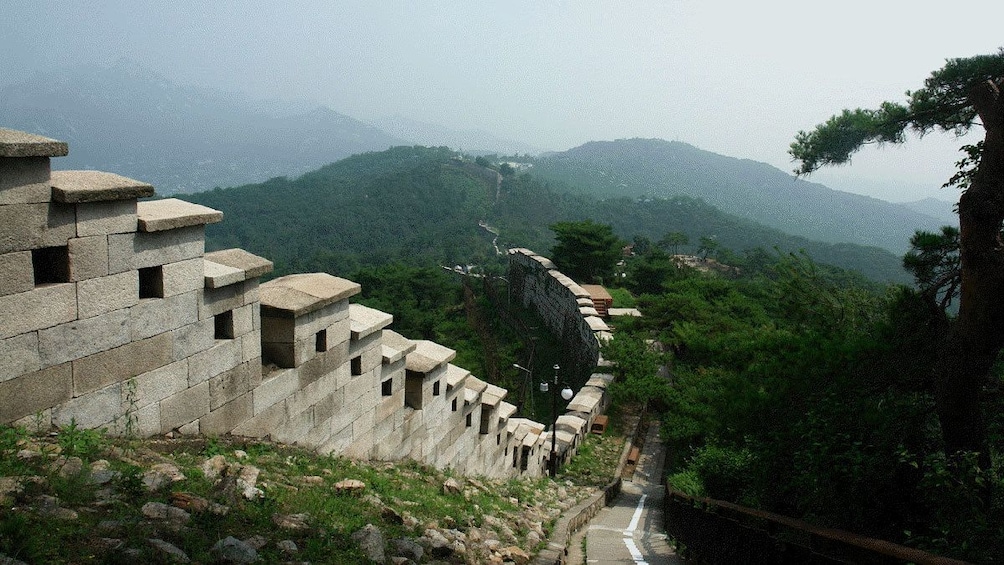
[51,170,154,203]
[0,128,69,157]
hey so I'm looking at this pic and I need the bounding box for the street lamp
[541,364,574,478]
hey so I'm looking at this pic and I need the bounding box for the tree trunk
[934,79,1004,461]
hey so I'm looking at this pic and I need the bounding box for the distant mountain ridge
[0,58,405,194]
[530,138,945,254]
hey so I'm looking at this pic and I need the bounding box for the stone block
[75,200,137,237]
[51,170,153,204]
[232,399,286,438]
[241,329,261,363]
[53,382,121,429]
[302,420,333,450]
[107,225,204,274]
[345,428,374,459]
[0,363,72,424]
[259,273,360,318]
[0,285,76,339]
[136,199,222,232]
[209,362,253,411]
[349,330,381,358]
[231,303,254,337]
[272,406,313,444]
[375,390,403,423]
[204,248,273,279]
[67,235,109,281]
[178,420,200,435]
[0,332,41,381]
[72,333,173,396]
[160,381,209,433]
[129,402,160,438]
[187,338,242,386]
[200,394,252,436]
[319,422,353,456]
[77,270,138,319]
[203,260,243,288]
[172,318,215,360]
[161,258,203,297]
[38,308,129,367]
[313,393,336,424]
[0,251,33,296]
[129,290,198,341]
[0,202,76,254]
[127,359,189,410]
[14,408,52,435]
[0,156,50,204]
[253,369,299,415]
[344,371,377,406]
[200,283,245,319]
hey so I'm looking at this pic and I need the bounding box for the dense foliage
[602,249,1004,561]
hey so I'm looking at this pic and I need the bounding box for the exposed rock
[422,528,453,558]
[299,475,324,485]
[381,505,404,525]
[201,454,228,480]
[244,535,268,550]
[141,501,191,526]
[143,463,185,492]
[88,460,119,485]
[504,545,531,565]
[351,524,386,563]
[237,464,264,500]
[390,537,424,562]
[211,536,258,564]
[0,477,24,505]
[34,495,78,520]
[334,478,365,495]
[148,538,191,563]
[276,539,298,554]
[442,477,462,495]
[51,455,84,478]
[272,513,311,531]
[525,530,542,548]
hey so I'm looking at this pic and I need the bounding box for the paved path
[571,422,683,564]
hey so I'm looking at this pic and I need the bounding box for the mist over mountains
[0,59,948,275]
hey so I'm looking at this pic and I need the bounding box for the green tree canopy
[549,220,624,284]
[790,49,1004,461]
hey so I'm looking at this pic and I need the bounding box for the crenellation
[0,128,612,480]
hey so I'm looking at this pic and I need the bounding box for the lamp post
[542,364,574,478]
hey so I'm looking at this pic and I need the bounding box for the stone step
[51,170,154,203]
[137,198,222,232]
[0,128,68,157]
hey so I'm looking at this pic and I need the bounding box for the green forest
[179,50,1004,561]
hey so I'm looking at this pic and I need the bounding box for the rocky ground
[0,428,601,564]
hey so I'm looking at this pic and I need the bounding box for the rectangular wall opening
[138,265,164,298]
[351,355,362,376]
[32,246,70,286]
[432,380,441,396]
[315,329,327,352]
[381,378,393,396]
[480,408,492,434]
[405,369,424,410]
[214,310,235,340]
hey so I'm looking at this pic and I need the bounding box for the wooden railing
[664,488,971,565]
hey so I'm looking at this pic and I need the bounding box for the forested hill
[186,146,911,283]
[530,138,945,254]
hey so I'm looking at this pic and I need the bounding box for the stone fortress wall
[0,127,611,479]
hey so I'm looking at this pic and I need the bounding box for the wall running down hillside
[0,127,611,479]
[507,249,611,383]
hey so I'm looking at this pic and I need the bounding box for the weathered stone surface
[349,303,393,340]
[0,128,67,158]
[129,291,198,341]
[259,273,360,318]
[200,395,252,435]
[76,271,138,319]
[107,226,204,274]
[0,202,76,254]
[209,362,252,410]
[67,235,109,281]
[204,248,273,279]
[38,308,129,368]
[137,198,221,232]
[75,199,137,237]
[0,251,33,296]
[210,536,257,564]
[406,340,456,374]
[0,363,72,424]
[160,381,209,432]
[253,369,299,415]
[0,156,50,205]
[161,258,203,297]
[352,524,386,563]
[0,332,41,381]
[128,360,189,410]
[51,170,153,203]
[72,333,173,396]
[52,383,121,429]
[147,538,190,563]
[188,338,242,386]
[203,260,243,289]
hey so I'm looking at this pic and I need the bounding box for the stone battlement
[0,127,610,479]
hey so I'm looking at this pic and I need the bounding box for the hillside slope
[0,59,404,194]
[531,138,943,254]
[186,148,910,283]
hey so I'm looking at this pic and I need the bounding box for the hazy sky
[4,1,1002,202]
